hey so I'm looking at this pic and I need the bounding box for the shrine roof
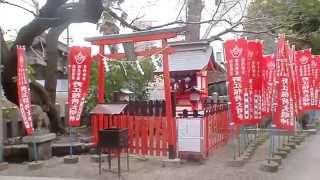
[85,26,185,44]
[90,104,127,115]
[155,40,214,72]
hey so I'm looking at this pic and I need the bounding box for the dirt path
[0,132,319,180]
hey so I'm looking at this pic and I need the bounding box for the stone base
[226,158,245,167]
[273,151,288,158]
[260,161,279,172]
[63,155,79,164]
[278,146,291,153]
[28,161,44,170]
[306,124,317,130]
[23,133,56,161]
[178,152,205,161]
[241,154,251,162]
[289,139,302,145]
[305,129,317,135]
[91,154,109,163]
[243,151,253,157]
[0,162,9,171]
[293,136,305,141]
[286,143,296,149]
[161,158,181,167]
[266,155,282,165]
[245,148,255,154]
[248,144,257,149]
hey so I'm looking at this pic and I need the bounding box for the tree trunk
[1,0,103,133]
[186,0,204,41]
[45,24,68,104]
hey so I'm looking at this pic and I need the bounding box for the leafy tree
[83,57,155,116]
[245,0,320,54]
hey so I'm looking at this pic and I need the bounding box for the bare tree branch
[104,7,142,31]
[0,0,37,16]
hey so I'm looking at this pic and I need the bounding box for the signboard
[177,118,202,152]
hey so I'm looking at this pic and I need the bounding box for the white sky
[0,0,244,56]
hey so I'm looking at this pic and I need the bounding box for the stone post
[0,33,8,171]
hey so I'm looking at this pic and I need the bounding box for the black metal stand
[97,128,129,178]
[98,147,129,177]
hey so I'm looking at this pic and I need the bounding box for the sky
[0,0,244,56]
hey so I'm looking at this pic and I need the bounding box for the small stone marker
[260,161,279,172]
[0,162,9,171]
[63,155,79,164]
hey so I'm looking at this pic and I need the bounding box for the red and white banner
[312,55,320,109]
[225,38,262,125]
[273,35,295,130]
[295,49,313,111]
[68,47,92,127]
[247,41,262,123]
[261,54,275,116]
[224,38,248,124]
[17,46,33,135]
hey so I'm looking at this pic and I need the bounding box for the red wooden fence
[204,104,229,157]
[91,101,230,157]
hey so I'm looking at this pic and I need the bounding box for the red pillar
[162,39,176,159]
[97,45,105,103]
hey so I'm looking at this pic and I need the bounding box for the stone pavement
[274,132,320,180]
[1,131,320,180]
[0,176,87,180]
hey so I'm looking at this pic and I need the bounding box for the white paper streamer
[136,61,144,75]
[102,57,110,72]
[120,61,128,77]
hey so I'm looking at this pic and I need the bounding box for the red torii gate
[85,27,185,158]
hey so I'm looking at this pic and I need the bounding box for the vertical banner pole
[66,26,73,158]
[67,45,92,160]
[69,127,73,157]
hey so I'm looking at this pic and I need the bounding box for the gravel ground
[0,132,319,180]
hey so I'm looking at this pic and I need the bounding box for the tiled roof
[155,41,214,72]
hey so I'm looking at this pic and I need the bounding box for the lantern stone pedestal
[22,133,56,161]
[0,162,8,171]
